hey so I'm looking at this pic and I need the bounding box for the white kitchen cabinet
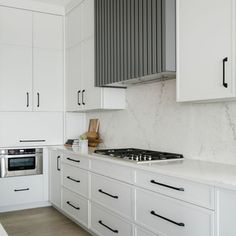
[215,188,236,236]
[177,0,235,102]
[66,0,126,112]
[49,150,62,208]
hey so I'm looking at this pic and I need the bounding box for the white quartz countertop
[0,224,8,236]
[50,146,236,191]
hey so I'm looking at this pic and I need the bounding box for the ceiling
[31,0,72,6]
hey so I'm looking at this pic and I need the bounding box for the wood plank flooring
[0,207,92,236]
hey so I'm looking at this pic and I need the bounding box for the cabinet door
[33,49,63,111]
[177,0,234,102]
[50,150,62,208]
[0,45,32,111]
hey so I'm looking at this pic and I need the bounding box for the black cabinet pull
[37,93,40,107]
[57,156,61,171]
[150,180,184,192]
[67,176,80,183]
[98,220,118,233]
[98,189,118,199]
[82,90,85,105]
[67,158,80,163]
[223,57,228,88]
[20,140,46,143]
[26,92,29,107]
[78,91,81,105]
[14,188,30,192]
[150,210,185,227]
[66,201,80,210]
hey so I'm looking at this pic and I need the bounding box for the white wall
[86,80,236,165]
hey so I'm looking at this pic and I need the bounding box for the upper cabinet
[0,6,63,112]
[66,0,126,112]
[177,0,235,102]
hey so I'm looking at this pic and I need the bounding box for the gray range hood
[95,0,176,87]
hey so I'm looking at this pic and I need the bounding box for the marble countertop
[50,146,236,191]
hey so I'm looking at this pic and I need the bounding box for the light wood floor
[0,207,92,236]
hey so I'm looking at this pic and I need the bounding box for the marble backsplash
[86,80,236,165]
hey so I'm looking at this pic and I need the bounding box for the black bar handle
[66,201,80,210]
[67,176,80,183]
[20,140,46,143]
[14,188,30,192]
[67,158,80,163]
[78,91,81,105]
[82,90,85,105]
[150,180,184,192]
[37,93,40,107]
[150,210,185,227]
[57,156,61,171]
[26,92,29,107]
[223,57,228,88]
[98,189,118,199]
[98,220,119,233]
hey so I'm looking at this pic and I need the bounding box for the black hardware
[150,180,184,192]
[67,158,80,163]
[98,189,118,199]
[26,92,29,107]
[67,176,80,183]
[19,140,46,143]
[78,91,81,105]
[98,220,118,233]
[82,90,85,105]
[150,210,185,227]
[14,188,30,192]
[223,57,228,88]
[66,201,80,210]
[37,93,40,107]
[57,156,61,171]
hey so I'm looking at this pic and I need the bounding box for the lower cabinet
[135,227,157,236]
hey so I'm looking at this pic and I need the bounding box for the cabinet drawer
[63,153,89,170]
[91,203,133,236]
[135,227,157,236]
[62,164,89,198]
[135,170,214,209]
[135,189,214,236]
[91,159,134,184]
[0,175,44,208]
[91,173,133,219]
[62,187,88,227]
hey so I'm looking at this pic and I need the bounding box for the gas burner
[94,148,183,163]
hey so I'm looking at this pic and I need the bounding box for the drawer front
[91,173,133,219]
[91,203,133,236]
[0,175,44,207]
[63,153,89,170]
[135,227,157,236]
[91,159,134,184]
[135,170,214,209]
[135,189,214,236]
[62,164,89,198]
[62,187,88,227]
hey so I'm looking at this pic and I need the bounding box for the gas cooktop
[94,148,184,163]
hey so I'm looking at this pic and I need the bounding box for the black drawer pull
[150,180,184,192]
[57,156,61,171]
[98,220,118,233]
[67,176,80,183]
[150,210,185,227]
[67,201,80,210]
[98,189,118,199]
[14,188,30,192]
[20,140,46,143]
[223,57,228,88]
[67,158,80,163]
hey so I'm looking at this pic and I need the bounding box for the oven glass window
[8,157,36,171]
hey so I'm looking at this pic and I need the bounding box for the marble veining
[86,80,236,165]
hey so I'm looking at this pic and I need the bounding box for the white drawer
[91,203,133,236]
[62,164,89,198]
[0,175,44,208]
[135,189,214,236]
[63,153,89,170]
[62,187,89,227]
[135,170,214,209]
[91,159,134,184]
[91,173,133,219]
[135,227,157,236]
